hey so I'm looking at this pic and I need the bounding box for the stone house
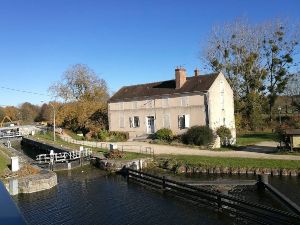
[108,67,236,142]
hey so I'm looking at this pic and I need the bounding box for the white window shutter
[184,114,190,128]
[129,117,132,128]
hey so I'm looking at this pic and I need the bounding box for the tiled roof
[109,73,219,102]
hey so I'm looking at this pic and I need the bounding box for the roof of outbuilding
[109,73,219,102]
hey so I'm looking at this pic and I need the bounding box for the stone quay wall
[9,170,58,195]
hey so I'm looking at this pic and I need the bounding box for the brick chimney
[175,67,186,89]
[194,68,200,77]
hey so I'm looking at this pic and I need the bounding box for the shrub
[216,126,232,146]
[182,126,214,146]
[98,129,109,141]
[155,128,173,141]
[97,130,129,142]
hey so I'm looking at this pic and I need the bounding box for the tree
[261,21,299,119]
[202,19,267,129]
[36,103,52,122]
[19,102,40,124]
[202,18,300,129]
[49,64,110,134]
[50,64,109,102]
[285,72,300,112]
[4,106,20,121]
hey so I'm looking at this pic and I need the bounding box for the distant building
[108,67,236,142]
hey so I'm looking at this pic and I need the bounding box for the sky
[0,0,299,106]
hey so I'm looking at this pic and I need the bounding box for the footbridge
[36,148,93,164]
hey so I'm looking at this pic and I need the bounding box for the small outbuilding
[286,129,300,151]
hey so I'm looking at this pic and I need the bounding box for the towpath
[59,134,300,161]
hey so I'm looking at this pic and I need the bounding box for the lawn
[0,147,10,177]
[63,129,85,141]
[236,132,278,146]
[160,154,300,170]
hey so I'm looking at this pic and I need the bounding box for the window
[181,96,188,107]
[129,116,140,128]
[119,113,125,128]
[163,114,170,128]
[178,114,190,129]
[162,97,169,108]
[223,118,226,126]
[134,116,140,127]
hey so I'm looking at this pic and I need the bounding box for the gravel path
[59,134,300,161]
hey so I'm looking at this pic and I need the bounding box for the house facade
[108,67,236,142]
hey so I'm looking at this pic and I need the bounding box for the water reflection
[14,167,242,225]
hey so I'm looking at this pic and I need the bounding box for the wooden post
[126,169,130,182]
[217,196,222,210]
[162,176,166,190]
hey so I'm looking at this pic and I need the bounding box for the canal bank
[1,142,57,195]
[7,138,300,224]
[12,166,300,225]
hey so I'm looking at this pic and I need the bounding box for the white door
[146,116,155,134]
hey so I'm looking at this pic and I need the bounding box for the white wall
[207,72,236,142]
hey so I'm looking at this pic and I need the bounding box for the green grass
[0,147,10,177]
[33,132,147,161]
[159,154,300,170]
[236,132,278,146]
[63,129,85,141]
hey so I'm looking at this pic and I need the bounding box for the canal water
[11,143,300,225]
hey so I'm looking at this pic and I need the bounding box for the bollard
[257,174,269,189]
[162,176,166,190]
[11,157,19,172]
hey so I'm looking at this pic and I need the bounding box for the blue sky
[0,0,299,106]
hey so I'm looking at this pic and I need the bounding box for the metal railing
[36,148,92,164]
[0,131,22,139]
[60,136,155,157]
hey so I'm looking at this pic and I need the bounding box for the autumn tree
[4,106,20,121]
[49,64,110,134]
[36,103,53,122]
[19,102,40,124]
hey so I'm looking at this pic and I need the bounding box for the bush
[182,126,214,146]
[97,130,129,142]
[109,131,129,142]
[155,128,173,141]
[216,126,232,146]
[98,129,109,141]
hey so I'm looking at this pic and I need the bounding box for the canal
[11,143,300,225]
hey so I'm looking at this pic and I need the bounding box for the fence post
[126,169,130,182]
[162,176,166,190]
[217,196,222,210]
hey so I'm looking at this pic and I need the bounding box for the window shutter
[178,116,181,128]
[137,117,140,127]
[129,117,133,128]
[184,114,190,128]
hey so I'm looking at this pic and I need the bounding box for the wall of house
[207,72,236,142]
[108,93,207,138]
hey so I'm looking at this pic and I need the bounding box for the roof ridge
[121,72,218,88]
